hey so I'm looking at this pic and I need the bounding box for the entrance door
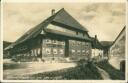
[120,60,125,73]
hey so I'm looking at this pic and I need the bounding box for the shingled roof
[52,8,88,32]
[5,8,89,50]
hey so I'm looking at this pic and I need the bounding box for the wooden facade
[5,8,92,62]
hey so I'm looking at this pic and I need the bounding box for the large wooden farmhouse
[5,8,93,62]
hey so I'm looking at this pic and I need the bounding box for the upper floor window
[53,40,57,44]
[72,49,75,53]
[61,41,65,45]
[82,42,85,45]
[82,50,85,53]
[72,41,75,46]
[78,42,81,45]
[46,48,51,54]
[46,39,51,43]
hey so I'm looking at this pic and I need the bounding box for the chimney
[95,35,97,39]
[95,35,97,44]
[51,9,55,15]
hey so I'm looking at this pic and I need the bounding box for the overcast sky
[3,3,125,42]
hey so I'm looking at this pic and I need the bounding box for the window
[77,50,81,55]
[86,50,89,55]
[83,33,85,36]
[31,50,34,56]
[77,50,80,53]
[60,49,64,54]
[42,48,45,54]
[38,48,40,55]
[27,53,29,56]
[72,50,75,53]
[53,49,57,54]
[72,41,75,46]
[41,30,45,34]
[46,48,51,54]
[82,42,85,45]
[53,40,57,44]
[78,42,81,45]
[61,41,65,45]
[34,49,37,56]
[46,39,51,43]
[82,50,85,53]
[86,44,89,47]
[17,54,20,56]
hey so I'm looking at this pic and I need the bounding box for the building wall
[91,48,104,62]
[109,28,125,70]
[12,37,92,62]
[10,23,92,62]
[69,40,91,61]
[41,38,65,60]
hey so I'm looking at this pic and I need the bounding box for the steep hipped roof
[53,8,88,32]
[5,8,89,50]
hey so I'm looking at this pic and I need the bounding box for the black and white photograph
[1,1,126,82]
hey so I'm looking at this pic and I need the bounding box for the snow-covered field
[3,60,76,80]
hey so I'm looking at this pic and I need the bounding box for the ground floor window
[53,49,57,54]
[60,49,64,54]
[46,48,51,54]
[77,50,80,53]
[82,50,85,53]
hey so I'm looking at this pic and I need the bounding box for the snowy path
[96,66,110,80]
[3,62,76,80]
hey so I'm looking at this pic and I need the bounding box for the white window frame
[61,41,65,45]
[60,49,64,54]
[46,39,51,43]
[72,49,75,53]
[53,40,57,44]
[82,50,85,53]
[46,48,51,54]
[53,49,58,54]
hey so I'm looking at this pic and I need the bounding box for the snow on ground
[3,62,76,80]
[96,66,110,80]
[108,56,124,70]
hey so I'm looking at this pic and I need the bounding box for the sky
[3,3,126,42]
